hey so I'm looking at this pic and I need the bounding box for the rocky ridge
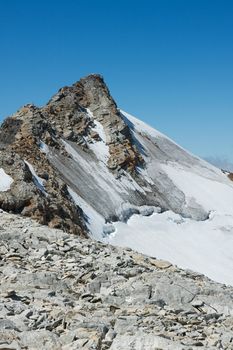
[0,74,143,235]
[0,211,232,350]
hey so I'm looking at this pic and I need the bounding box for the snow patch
[62,140,125,202]
[120,109,169,141]
[121,109,226,178]
[0,169,13,192]
[24,160,47,196]
[68,187,105,240]
[161,162,233,215]
[136,166,154,186]
[39,141,49,154]
[88,120,109,164]
[68,186,159,239]
[105,210,233,286]
[86,108,109,164]
[62,139,145,200]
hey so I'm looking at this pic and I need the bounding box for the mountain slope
[0,74,233,285]
[105,111,233,285]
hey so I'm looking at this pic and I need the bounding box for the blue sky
[1,0,233,163]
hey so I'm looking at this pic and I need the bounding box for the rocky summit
[0,74,143,235]
[0,211,233,350]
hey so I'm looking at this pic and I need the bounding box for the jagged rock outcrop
[0,104,85,235]
[42,74,143,171]
[73,74,143,171]
[0,74,143,234]
[0,211,233,349]
[228,173,233,181]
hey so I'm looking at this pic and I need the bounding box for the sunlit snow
[68,187,105,240]
[62,139,145,199]
[0,169,13,191]
[67,110,233,286]
[161,163,233,215]
[85,108,110,164]
[58,108,233,286]
[24,160,47,196]
[39,141,49,154]
[105,210,233,286]
[104,111,233,286]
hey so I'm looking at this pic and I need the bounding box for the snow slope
[104,111,233,285]
[68,186,105,239]
[51,109,233,285]
[121,110,233,216]
[105,211,233,286]
[161,163,233,215]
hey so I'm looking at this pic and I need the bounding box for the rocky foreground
[0,211,233,350]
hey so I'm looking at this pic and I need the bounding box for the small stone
[149,259,172,269]
[1,290,17,298]
[105,329,117,342]
[0,319,19,331]
[191,300,204,308]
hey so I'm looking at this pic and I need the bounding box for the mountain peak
[0,74,143,234]
[47,73,110,108]
[79,72,105,83]
[1,75,233,286]
[43,75,143,172]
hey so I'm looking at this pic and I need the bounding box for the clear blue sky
[1,0,233,162]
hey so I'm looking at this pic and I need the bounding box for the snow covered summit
[0,74,233,285]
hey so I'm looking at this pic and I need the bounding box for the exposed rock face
[228,173,233,181]
[73,75,143,171]
[0,74,143,233]
[42,74,143,171]
[0,211,233,349]
[0,104,85,235]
